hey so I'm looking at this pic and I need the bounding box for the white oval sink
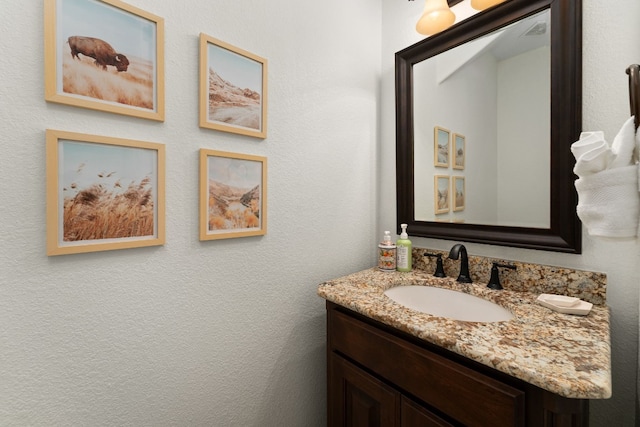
[384,286,513,322]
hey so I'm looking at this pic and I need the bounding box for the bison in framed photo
[67,36,130,72]
[44,0,165,121]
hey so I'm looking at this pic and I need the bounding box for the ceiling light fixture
[471,0,507,11]
[415,0,456,36]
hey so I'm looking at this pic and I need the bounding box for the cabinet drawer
[329,307,525,427]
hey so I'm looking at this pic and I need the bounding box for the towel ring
[627,64,639,131]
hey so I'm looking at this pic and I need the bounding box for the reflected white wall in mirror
[413,9,550,228]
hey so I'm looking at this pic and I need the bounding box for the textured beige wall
[0,0,380,425]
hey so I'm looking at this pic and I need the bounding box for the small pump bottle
[378,231,397,272]
[396,224,412,272]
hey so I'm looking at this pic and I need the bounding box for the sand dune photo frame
[46,129,166,256]
[44,0,165,121]
[199,149,267,240]
[199,33,268,139]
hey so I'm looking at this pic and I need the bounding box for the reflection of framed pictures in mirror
[453,176,465,212]
[199,149,267,240]
[44,0,165,121]
[453,133,465,170]
[46,129,166,256]
[434,175,450,214]
[434,126,450,167]
[199,33,268,139]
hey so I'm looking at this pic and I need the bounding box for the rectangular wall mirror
[396,0,582,253]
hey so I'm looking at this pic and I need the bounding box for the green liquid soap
[396,224,412,272]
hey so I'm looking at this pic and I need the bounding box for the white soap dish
[541,294,580,307]
[536,293,593,315]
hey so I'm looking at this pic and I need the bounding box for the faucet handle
[487,262,517,290]
[423,253,446,277]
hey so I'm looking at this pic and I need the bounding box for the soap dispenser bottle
[396,224,412,272]
[378,231,397,272]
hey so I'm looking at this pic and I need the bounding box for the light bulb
[416,0,456,36]
[471,0,507,11]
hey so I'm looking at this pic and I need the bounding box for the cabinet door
[401,397,455,427]
[329,306,525,427]
[329,353,400,427]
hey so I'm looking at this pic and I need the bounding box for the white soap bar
[542,294,580,307]
[536,294,593,316]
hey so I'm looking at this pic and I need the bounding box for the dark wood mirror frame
[396,0,582,253]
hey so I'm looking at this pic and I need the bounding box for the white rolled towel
[571,131,612,177]
[575,164,639,238]
[573,143,613,177]
[609,116,636,168]
[571,131,605,159]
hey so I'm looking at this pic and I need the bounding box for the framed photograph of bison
[199,149,267,241]
[44,0,165,121]
[46,129,166,256]
[199,34,268,139]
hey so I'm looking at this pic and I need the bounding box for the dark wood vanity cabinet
[326,302,589,427]
[330,351,454,427]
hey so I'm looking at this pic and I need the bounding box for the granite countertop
[317,267,612,400]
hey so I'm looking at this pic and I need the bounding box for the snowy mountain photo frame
[199,34,268,138]
[199,149,267,240]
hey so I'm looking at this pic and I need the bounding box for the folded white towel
[610,116,636,168]
[571,131,605,159]
[573,142,613,177]
[571,131,613,177]
[575,164,639,238]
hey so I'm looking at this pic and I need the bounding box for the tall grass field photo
[46,130,166,256]
[44,0,165,121]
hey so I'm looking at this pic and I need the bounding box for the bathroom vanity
[318,259,611,426]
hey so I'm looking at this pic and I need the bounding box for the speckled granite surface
[317,253,611,400]
[413,248,607,304]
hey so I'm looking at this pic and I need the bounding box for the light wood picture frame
[46,129,165,256]
[434,126,450,168]
[453,176,465,212]
[44,0,165,121]
[199,149,267,240]
[199,33,268,138]
[453,133,465,170]
[434,175,450,214]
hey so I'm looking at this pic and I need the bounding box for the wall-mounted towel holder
[627,64,639,131]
